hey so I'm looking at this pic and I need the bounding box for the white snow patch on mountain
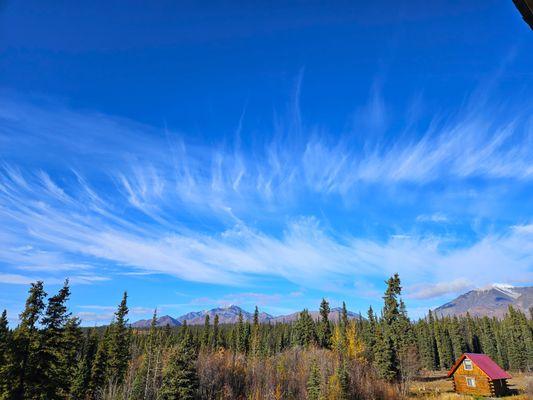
[492,283,521,299]
[475,283,521,299]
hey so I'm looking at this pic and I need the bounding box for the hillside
[434,284,533,318]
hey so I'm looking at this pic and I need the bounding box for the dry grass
[408,371,532,399]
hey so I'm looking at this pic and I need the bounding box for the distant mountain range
[131,284,533,328]
[131,305,363,328]
[270,307,362,323]
[434,284,533,318]
[176,305,274,325]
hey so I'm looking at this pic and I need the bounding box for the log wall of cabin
[452,359,493,396]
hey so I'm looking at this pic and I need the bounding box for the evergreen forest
[0,274,531,399]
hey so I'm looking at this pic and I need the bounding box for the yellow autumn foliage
[346,321,366,363]
[330,324,346,354]
[326,373,342,400]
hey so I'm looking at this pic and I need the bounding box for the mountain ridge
[131,305,363,327]
[131,284,533,328]
[434,284,532,318]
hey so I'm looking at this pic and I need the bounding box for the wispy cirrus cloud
[0,162,531,293]
[190,292,283,307]
[0,93,531,310]
[0,272,108,285]
[76,305,153,325]
[408,278,473,300]
[1,95,532,210]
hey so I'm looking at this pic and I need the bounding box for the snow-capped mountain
[434,284,533,318]
[490,283,522,299]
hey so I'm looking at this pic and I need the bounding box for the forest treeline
[0,274,531,399]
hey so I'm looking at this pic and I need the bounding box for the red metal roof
[447,353,512,380]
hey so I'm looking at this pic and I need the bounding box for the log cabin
[447,353,512,397]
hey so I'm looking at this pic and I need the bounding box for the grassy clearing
[408,371,532,399]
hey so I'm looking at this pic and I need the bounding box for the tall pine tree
[317,298,331,349]
[307,359,322,400]
[12,281,46,399]
[159,331,199,400]
[108,291,131,385]
[40,280,76,399]
[89,326,111,398]
[71,328,99,400]
[0,310,10,397]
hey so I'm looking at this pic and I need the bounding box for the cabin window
[464,359,473,370]
[466,377,476,387]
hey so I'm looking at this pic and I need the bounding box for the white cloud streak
[0,96,531,300]
[0,96,532,211]
[416,213,449,223]
[0,164,531,292]
[76,305,152,325]
[408,278,473,299]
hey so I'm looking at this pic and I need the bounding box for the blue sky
[0,0,532,325]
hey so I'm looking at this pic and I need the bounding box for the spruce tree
[364,306,377,362]
[378,273,403,380]
[235,312,244,352]
[253,305,259,326]
[493,320,509,369]
[465,312,481,353]
[40,280,75,399]
[0,309,9,353]
[0,310,10,397]
[341,302,349,330]
[416,316,438,370]
[317,298,331,349]
[397,299,415,348]
[71,328,98,400]
[241,321,251,354]
[180,320,189,342]
[373,325,397,381]
[64,316,82,362]
[159,331,199,400]
[435,321,453,370]
[108,291,131,385]
[449,316,467,360]
[337,361,350,400]
[307,359,321,400]
[293,309,317,348]
[12,281,46,399]
[382,274,401,327]
[505,306,529,371]
[427,310,440,369]
[228,323,236,352]
[480,317,498,361]
[212,314,220,349]
[251,306,261,357]
[89,327,110,398]
[132,310,159,400]
[201,314,210,349]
